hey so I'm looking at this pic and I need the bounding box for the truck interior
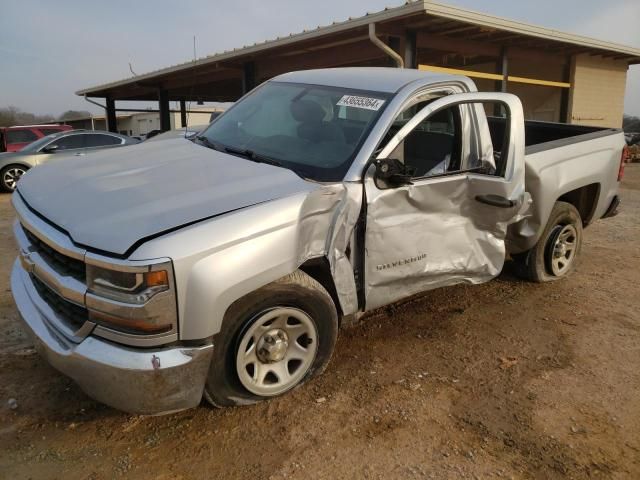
[380,100,464,177]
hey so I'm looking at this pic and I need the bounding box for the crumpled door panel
[364,171,530,311]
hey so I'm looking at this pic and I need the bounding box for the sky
[1,0,639,117]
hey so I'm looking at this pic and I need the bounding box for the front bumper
[11,260,214,415]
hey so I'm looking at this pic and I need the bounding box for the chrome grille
[30,274,88,330]
[24,228,86,282]
[13,192,179,347]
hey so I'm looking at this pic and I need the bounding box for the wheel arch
[557,183,600,226]
[299,257,343,318]
[1,161,32,172]
[180,249,353,340]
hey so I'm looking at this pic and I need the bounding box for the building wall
[568,54,628,128]
[466,60,566,122]
[506,57,565,122]
[65,109,220,137]
[126,113,161,136]
[170,111,214,129]
[418,56,568,123]
[508,83,563,122]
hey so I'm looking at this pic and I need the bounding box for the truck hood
[17,138,317,256]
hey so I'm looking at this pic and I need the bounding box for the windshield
[198,81,389,181]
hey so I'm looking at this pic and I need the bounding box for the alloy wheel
[3,167,26,191]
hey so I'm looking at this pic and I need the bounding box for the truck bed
[487,117,620,155]
[493,117,625,255]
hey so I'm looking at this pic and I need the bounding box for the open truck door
[363,92,528,310]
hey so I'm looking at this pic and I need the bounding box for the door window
[38,128,63,136]
[383,102,463,178]
[6,129,38,144]
[380,98,513,180]
[85,133,122,148]
[49,134,85,151]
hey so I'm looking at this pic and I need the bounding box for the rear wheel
[204,271,338,407]
[513,201,583,282]
[1,164,28,192]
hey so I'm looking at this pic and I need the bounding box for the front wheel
[513,201,583,282]
[1,164,29,192]
[204,271,338,407]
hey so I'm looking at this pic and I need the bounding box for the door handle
[74,152,85,156]
[475,194,515,208]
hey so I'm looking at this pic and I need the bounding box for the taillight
[618,145,629,181]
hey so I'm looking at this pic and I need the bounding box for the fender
[131,184,363,340]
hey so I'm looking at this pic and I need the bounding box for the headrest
[290,100,325,123]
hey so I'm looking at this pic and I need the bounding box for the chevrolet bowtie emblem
[19,251,35,273]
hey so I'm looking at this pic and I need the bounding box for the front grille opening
[31,275,88,330]
[24,228,86,283]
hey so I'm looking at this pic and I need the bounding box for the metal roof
[76,0,640,97]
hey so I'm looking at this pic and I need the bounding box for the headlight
[85,260,178,339]
[87,265,169,304]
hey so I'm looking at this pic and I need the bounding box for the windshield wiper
[199,139,308,179]
[196,135,223,151]
[223,146,290,170]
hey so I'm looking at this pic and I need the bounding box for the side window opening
[50,134,85,151]
[385,101,463,178]
[485,115,509,176]
[85,134,121,148]
[378,98,512,181]
[6,129,38,144]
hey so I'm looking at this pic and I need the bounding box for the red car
[0,125,73,152]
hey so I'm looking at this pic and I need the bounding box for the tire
[513,201,583,282]
[203,270,339,407]
[0,164,29,193]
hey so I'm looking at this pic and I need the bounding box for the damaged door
[363,92,527,310]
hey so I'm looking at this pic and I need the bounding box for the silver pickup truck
[11,68,625,414]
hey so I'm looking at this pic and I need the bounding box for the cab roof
[273,67,474,94]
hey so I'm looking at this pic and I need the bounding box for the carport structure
[76,0,640,131]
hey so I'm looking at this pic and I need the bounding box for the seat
[404,131,455,177]
[290,100,346,144]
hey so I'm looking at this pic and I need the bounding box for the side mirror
[41,145,59,153]
[374,158,414,187]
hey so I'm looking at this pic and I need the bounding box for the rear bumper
[601,195,621,219]
[11,260,213,415]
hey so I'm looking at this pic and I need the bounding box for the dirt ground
[1,167,639,480]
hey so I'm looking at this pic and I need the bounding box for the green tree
[58,110,92,121]
[0,106,55,127]
[623,115,640,133]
